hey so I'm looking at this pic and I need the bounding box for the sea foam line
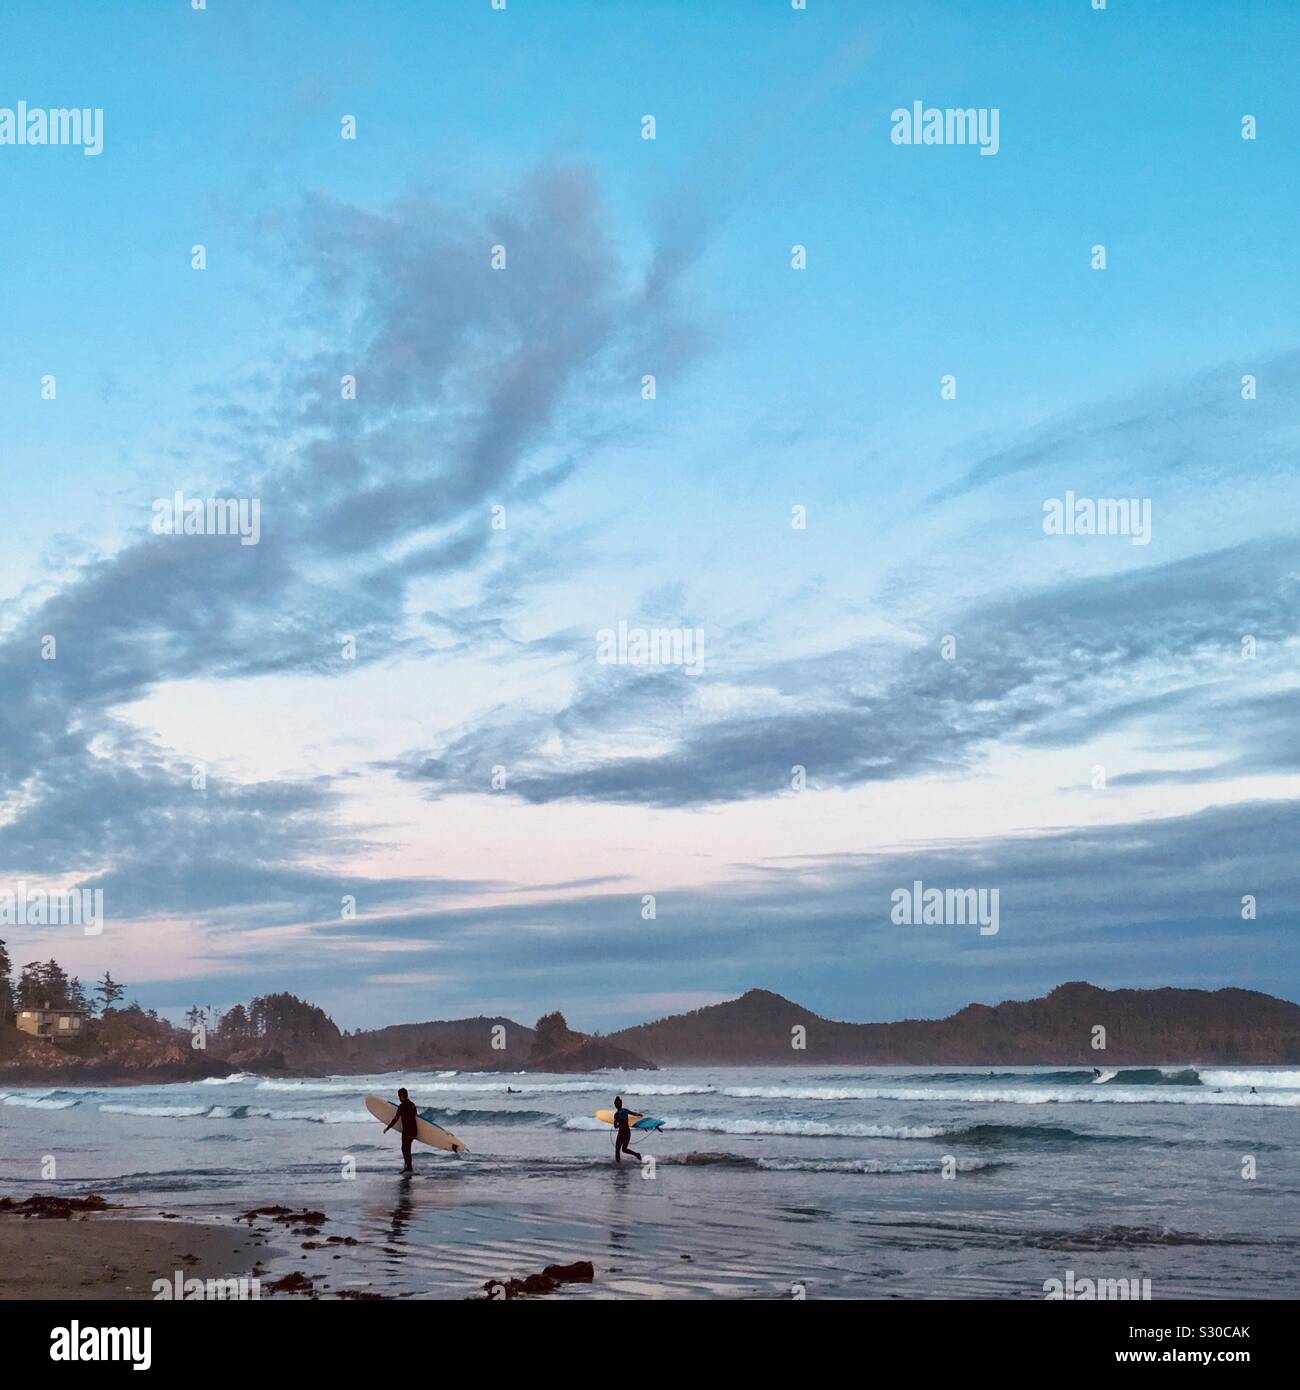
[756,1156,999,1174]
[563,1115,949,1139]
[729,1085,1300,1108]
[1197,1069,1300,1090]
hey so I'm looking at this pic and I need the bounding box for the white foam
[1198,1069,1300,1090]
[615,1084,716,1096]
[694,1081,1300,1108]
[245,1106,369,1124]
[756,1156,996,1174]
[254,1080,369,1093]
[562,1114,948,1138]
[2,1094,79,1110]
[254,1078,610,1096]
[724,1086,879,1101]
[750,1084,1300,1108]
[99,1104,209,1117]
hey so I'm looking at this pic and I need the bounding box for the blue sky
[1,0,1297,1031]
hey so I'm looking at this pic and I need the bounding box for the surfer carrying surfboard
[382,1087,420,1172]
[611,1096,641,1165]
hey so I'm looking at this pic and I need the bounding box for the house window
[59,1016,71,1030]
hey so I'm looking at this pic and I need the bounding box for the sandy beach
[0,1205,270,1301]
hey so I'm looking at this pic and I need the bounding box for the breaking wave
[1,1092,81,1110]
[717,1084,1298,1107]
[99,1104,211,1118]
[1197,1069,1300,1090]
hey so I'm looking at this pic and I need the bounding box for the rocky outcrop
[0,1023,231,1084]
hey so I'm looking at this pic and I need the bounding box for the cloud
[0,166,705,909]
[132,794,1300,1027]
[925,349,1300,507]
[393,538,1300,808]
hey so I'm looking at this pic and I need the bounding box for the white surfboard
[365,1094,467,1154]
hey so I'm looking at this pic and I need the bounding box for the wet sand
[0,1212,269,1301]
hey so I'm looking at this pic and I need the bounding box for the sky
[0,0,1297,1032]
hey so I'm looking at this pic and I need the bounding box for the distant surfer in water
[383,1087,419,1173]
[611,1096,641,1165]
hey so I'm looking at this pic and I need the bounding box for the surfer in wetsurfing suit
[383,1087,420,1173]
[612,1096,641,1165]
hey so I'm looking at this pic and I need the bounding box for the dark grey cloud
[134,795,1300,1029]
[0,167,705,908]
[394,538,1300,808]
[1111,688,1300,786]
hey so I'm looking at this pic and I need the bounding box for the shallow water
[2,1064,1297,1299]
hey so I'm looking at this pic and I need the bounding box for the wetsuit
[393,1097,419,1171]
[613,1106,641,1163]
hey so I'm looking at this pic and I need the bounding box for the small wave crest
[2,1093,81,1111]
[936,1122,1153,1146]
[756,1156,1002,1175]
[99,1104,210,1118]
[563,1114,947,1138]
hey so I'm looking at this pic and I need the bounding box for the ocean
[2,1064,1297,1300]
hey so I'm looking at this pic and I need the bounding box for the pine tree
[95,971,125,1016]
[18,962,44,1008]
[41,959,70,1009]
[219,1003,250,1040]
[531,1010,580,1057]
[0,938,12,1025]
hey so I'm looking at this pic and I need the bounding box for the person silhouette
[611,1095,641,1165]
[383,1087,420,1173]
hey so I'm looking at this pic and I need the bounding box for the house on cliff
[16,1007,86,1042]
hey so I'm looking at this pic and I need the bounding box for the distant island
[3,959,1299,1084]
